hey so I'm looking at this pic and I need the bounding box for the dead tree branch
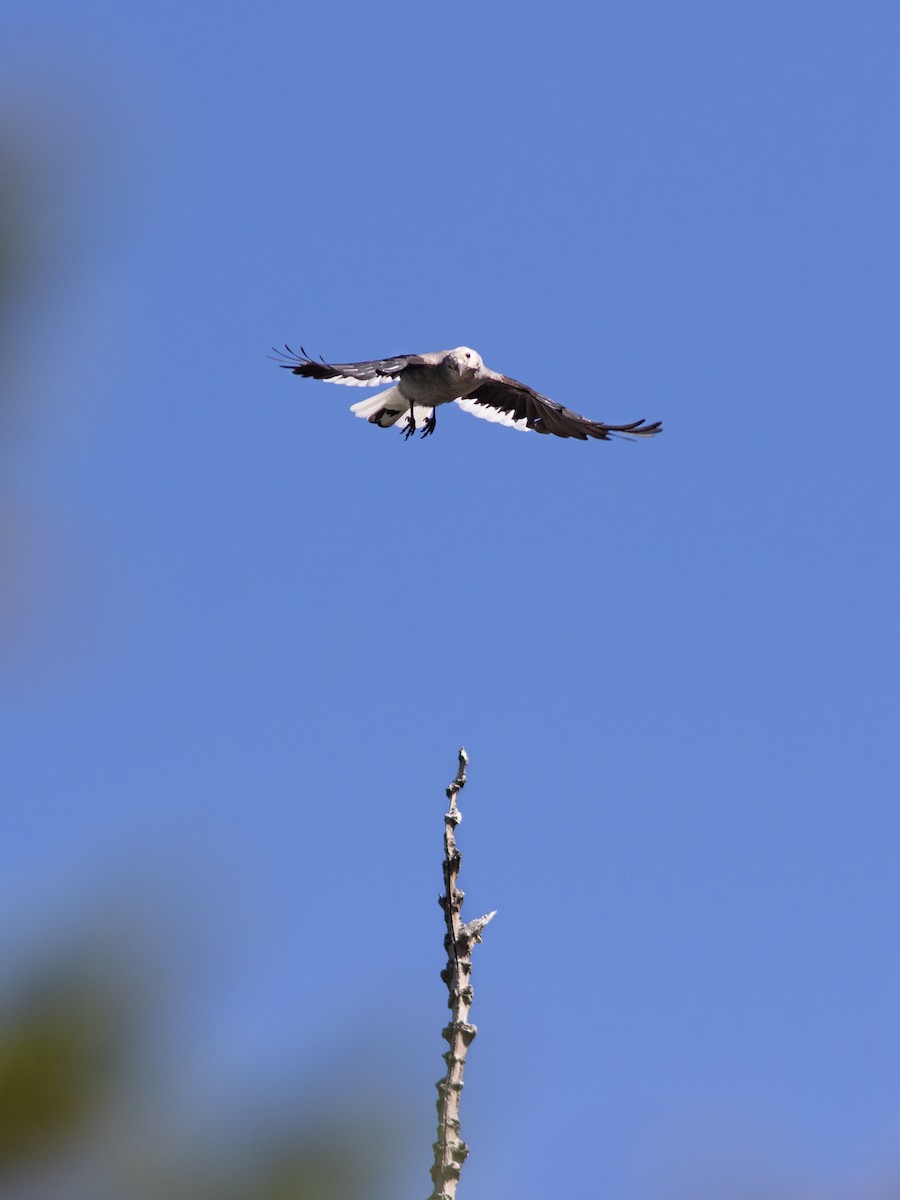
[428,748,496,1200]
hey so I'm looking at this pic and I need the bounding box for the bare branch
[429,748,494,1200]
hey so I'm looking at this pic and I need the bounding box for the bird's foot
[402,413,416,440]
[420,411,437,438]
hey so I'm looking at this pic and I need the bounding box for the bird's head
[447,347,483,377]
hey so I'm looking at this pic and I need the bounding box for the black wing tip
[601,418,663,439]
[270,342,305,366]
[270,343,336,377]
[545,413,664,441]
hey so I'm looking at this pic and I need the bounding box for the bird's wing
[273,346,432,388]
[460,370,662,441]
[454,396,531,432]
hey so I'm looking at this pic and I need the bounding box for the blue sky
[2,2,900,1196]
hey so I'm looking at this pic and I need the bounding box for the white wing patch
[454,397,531,432]
[323,374,394,387]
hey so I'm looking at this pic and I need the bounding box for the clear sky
[2,2,900,1197]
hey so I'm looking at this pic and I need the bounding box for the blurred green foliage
[0,143,32,315]
[0,119,399,1198]
[0,963,125,1172]
[0,127,44,403]
[0,929,397,1200]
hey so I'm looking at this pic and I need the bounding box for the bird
[274,345,662,442]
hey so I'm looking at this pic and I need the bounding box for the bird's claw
[420,412,437,438]
[402,413,416,440]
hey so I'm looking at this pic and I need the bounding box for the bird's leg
[420,409,437,438]
[402,409,417,440]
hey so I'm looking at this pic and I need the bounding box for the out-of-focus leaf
[236,1125,395,1200]
[0,142,34,313]
[0,969,125,1175]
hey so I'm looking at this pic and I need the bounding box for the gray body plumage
[388,356,477,412]
[275,345,662,442]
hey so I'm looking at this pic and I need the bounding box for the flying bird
[275,345,662,442]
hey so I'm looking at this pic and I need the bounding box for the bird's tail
[350,388,432,430]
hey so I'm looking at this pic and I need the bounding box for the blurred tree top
[0,964,125,1173]
[0,927,397,1200]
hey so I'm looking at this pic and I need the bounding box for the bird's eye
[465,352,471,359]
